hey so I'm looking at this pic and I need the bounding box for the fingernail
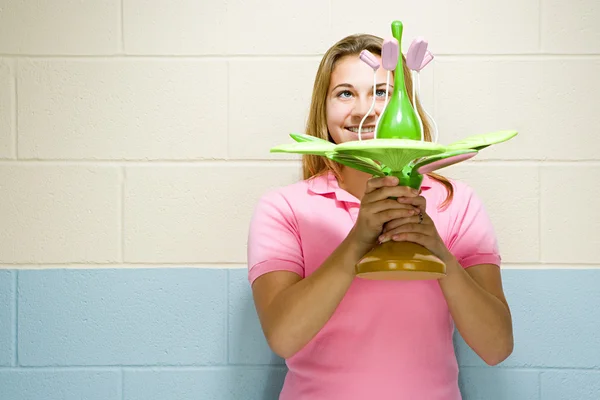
[411,189,419,194]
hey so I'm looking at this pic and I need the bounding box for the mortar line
[120,167,125,263]
[538,165,542,262]
[14,58,18,159]
[538,0,543,52]
[226,59,230,159]
[120,368,124,400]
[13,270,18,366]
[119,0,125,54]
[226,269,230,364]
[0,53,598,60]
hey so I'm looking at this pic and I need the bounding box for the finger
[364,185,419,204]
[365,176,399,194]
[379,222,429,242]
[367,199,419,214]
[376,208,422,226]
[383,214,423,232]
[396,195,427,211]
[389,232,432,248]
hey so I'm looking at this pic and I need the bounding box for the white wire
[374,70,391,139]
[412,70,424,141]
[415,70,439,143]
[358,71,378,141]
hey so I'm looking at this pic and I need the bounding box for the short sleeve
[447,183,501,269]
[247,190,305,284]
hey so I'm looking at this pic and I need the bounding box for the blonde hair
[302,34,454,207]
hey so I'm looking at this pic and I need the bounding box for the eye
[376,89,387,97]
[337,90,353,99]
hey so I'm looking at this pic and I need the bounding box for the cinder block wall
[0,1,599,399]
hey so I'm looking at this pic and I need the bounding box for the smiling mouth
[346,126,376,139]
[346,126,375,133]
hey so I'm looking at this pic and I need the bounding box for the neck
[338,167,371,200]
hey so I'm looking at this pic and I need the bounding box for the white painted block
[0,59,14,159]
[542,0,600,54]
[18,59,228,160]
[434,58,600,160]
[541,165,600,264]
[228,58,320,159]
[226,0,330,54]
[330,0,539,54]
[442,163,540,263]
[123,0,227,55]
[0,0,120,55]
[0,165,121,263]
[124,163,302,263]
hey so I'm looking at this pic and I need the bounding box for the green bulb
[375,21,422,141]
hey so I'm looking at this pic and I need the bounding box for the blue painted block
[123,367,287,400]
[0,270,15,366]
[459,367,540,400]
[455,269,600,369]
[0,369,120,400]
[18,268,227,366]
[541,370,600,400]
[228,269,284,365]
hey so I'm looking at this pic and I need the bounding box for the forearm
[264,231,368,359]
[439,259,513,366]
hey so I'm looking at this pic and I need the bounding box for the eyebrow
[331,83,394,91]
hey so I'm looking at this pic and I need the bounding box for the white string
[416,70,439,143]
[412,70,424,141]
[358,71,378,141]
[374,70,391,139]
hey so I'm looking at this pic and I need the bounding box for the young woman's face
[326,54,391,143]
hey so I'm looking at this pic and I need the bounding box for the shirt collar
[307,171,433,203]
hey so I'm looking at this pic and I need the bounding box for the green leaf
[270,141,335,155]
[335,139,447,172]
[327,153,386,176]
[411,149,477,174]
[289,133,331,144]
[447,130,518,151]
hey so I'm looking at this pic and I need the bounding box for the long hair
[301,34,454,207]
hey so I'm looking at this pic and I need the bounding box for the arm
[439,260,513,365]
[252,231,364,359]
[250,176,420,359]
[380,184,514,365]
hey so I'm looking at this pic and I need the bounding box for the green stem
[387,169,423,190]
[391,21,407,105]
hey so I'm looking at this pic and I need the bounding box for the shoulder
[250,177,315,229]
[253,178,311,212]
[424,174,480,212]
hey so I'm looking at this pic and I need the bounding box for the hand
[348,176,421,253]
[378,194,455,264]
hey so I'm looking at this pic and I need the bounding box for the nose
[352,95,376,120]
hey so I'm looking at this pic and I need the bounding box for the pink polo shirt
[247,171,501,400]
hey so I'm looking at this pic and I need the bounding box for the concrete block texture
[18,268,228,366]
[0,0,120,55]
[0,1,599,399]
[17,59,228,160]
[0,165,121,263]
[0,59,15,159]
[123,164,301,263]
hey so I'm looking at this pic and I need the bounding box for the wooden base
[355,241,446,280]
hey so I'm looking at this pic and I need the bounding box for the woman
[247,33,513,399]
